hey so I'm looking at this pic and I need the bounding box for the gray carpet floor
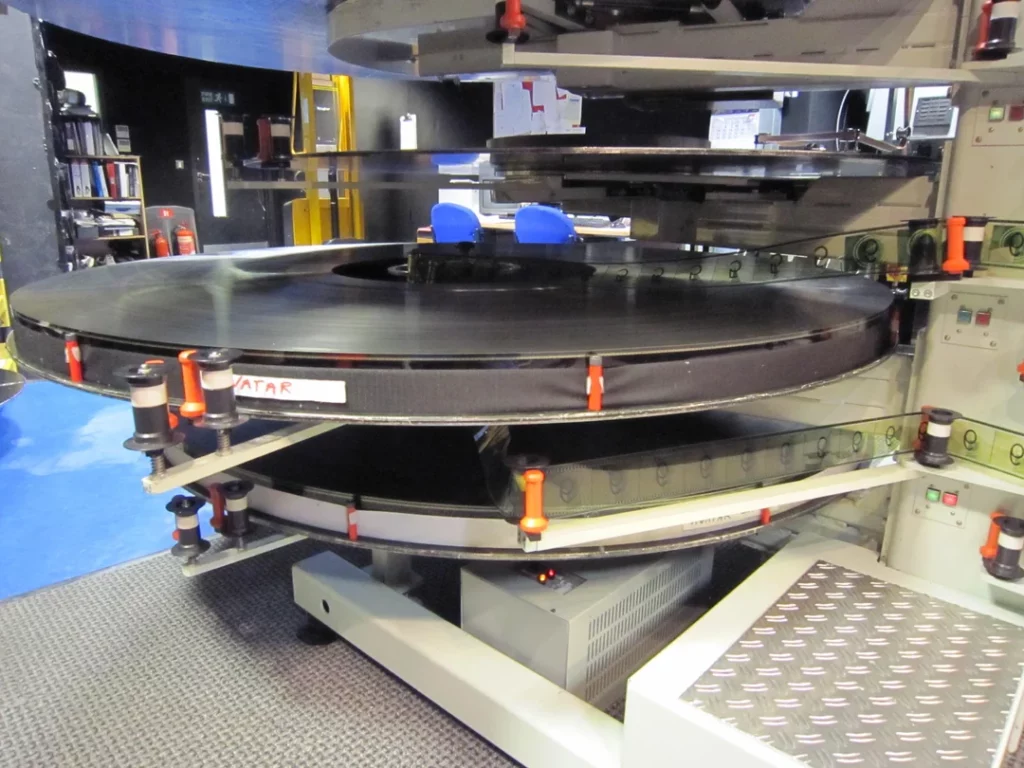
[0,541,517,768]
[3,540,1022,767]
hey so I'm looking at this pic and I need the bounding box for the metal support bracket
[293,551,622,768]
[180,532,307,577]
[143,421,343,494]
[522,463,922,553]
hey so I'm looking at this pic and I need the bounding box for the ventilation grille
[583,552,711,704]
[913,97,954,135]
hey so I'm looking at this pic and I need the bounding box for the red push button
[1010,105,1024,122]
[942,491,959,507]
[976,310,992,326]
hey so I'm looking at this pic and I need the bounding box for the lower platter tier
[10,241,895,424]
[175,412,833,560]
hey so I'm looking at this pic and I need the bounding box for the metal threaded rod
[150,453,167,476]
[216,430,231,455]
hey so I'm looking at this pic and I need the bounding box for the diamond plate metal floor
[0,541,516,768]
[683,560,1024,768]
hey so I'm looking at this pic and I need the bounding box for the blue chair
[431,203,482,244]
[514,205,578,245]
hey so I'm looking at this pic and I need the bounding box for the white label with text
[234,375,347,404]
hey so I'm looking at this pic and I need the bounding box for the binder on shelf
[64,123,77,154]
[100,164,110,198]
[70,161,83,197]
[105,162,118,198]
[127,165,139,198]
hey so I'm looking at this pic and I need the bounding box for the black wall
[43,24,494,245]
[43,23,294,246]
[353,79,493,241]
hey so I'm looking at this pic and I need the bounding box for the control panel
[972,90,1024,147]
[941,290,1007,350]
[916,482,967,528]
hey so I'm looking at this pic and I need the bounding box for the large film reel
[10,241,895,424]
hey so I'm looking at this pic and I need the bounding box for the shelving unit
[64,155,151,260]
[55,111,151,264]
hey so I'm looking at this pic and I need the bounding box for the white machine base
[293,551,622,768]
[293,537,1024,768]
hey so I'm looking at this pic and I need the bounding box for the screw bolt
[150,453,167,475]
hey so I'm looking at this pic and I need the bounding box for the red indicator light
[547,569,556,578]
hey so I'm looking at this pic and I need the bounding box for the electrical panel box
[461,549,713,710]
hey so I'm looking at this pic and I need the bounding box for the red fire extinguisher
[151,230,171,258]
[174,224,197,256]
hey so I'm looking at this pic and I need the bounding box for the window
[64,71,101,115]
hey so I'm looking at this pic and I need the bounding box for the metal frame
[292,550,623,768]
[291,535,1024,768]
[180,532,306,577]
[159,442,1023,559]
[330,0,973,85]
[143,421,342,494]
[496,48,991,91]
[522,463,920,553]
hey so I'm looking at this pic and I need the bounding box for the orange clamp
[520,468,548,539]
[943,216,971,275]
[974,1,995,58]
[981,511,1007,560]
[64,333,83,383]
[178,349,206,420]
[1017,361,1024,382]
[500,0,526,35]
[347,504,359,541]
[587,356,604,412]
[209,483,226,532]
[760,508,772,526]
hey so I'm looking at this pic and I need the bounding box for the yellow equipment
[290,73,364,244]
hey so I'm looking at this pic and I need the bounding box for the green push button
[990,105,1006,122]
[926,487,941,503]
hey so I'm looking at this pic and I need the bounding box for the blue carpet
[0,381,178,599]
